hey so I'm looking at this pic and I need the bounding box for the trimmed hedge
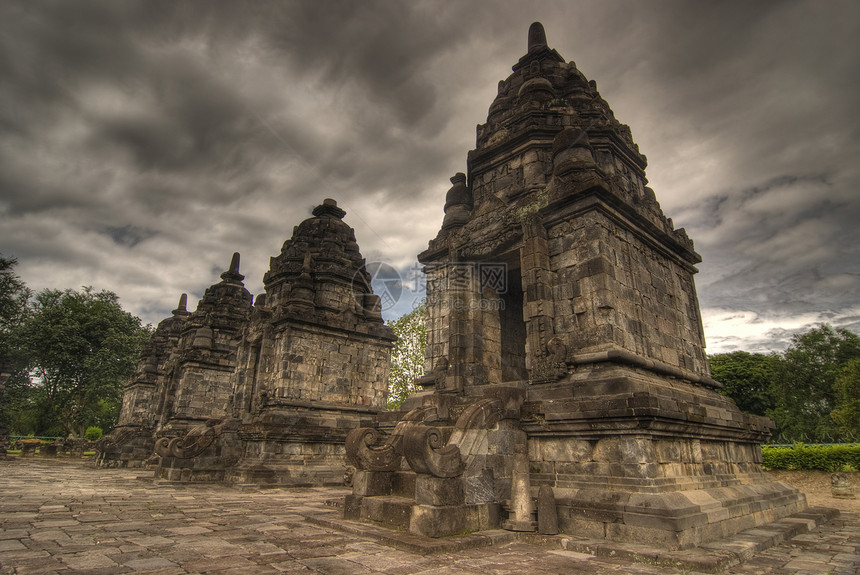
[762,443,860,471]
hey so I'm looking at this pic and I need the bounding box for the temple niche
[344,22,806,549]
[98,200,394,485]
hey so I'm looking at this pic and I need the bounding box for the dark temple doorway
[499,264,527,381]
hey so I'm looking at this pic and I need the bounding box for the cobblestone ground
[1,458,857,574]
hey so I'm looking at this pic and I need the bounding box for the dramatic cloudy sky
[1,0,858,354]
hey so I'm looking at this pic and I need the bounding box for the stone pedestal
[831,472,856,499]
[503,444,537,532]
[20,439,39,457]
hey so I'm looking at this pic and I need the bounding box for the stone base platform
[225,458,348,487]
[314,500,840,572]
[552,479,807,549]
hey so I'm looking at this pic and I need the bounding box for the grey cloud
[1,1,858,352]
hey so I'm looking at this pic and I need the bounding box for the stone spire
[221,252,245,283]
[527,21,547,53]
[172,293,190,317]
[441,172,472,230]
[312,198,347,219]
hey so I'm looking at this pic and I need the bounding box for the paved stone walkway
[1,458,857,574]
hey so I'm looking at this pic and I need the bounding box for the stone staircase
[349,471,418,529]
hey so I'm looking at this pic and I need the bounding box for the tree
[18,287,150,437]
[831,358,860,440]
[0,254,32,451]
[387,304,426,410]
[768,324,860,442]
[709,351,777,417]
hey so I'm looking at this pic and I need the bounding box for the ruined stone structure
[223,199,394,485]
[95,294,190,467]
[152,253,253,480]
[344,23,806,549]
[99,200,394,485]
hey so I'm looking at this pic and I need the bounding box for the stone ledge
[305,510,517,554]
[523,506,840,573]
[305,506,838,571]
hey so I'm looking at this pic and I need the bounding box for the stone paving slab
[0,458,857,574]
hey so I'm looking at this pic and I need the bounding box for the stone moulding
[539,190,700,269]
[567,348,722,389]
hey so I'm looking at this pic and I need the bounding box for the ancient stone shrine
[151,253,254,480]
[98,253,251,470]
[95,294,190,468]
[221,199,394,485]
[99,200,394,485]
[344,22,806,549]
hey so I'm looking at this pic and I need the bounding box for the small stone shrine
[223,199,394,485]
[95,294,190,467]
[344,23,806,549]
[99,200,394,485]
[152,253,254,480]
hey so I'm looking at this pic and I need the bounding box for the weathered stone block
[415,475,465,506]
[352,470,393,497]
[540,438,593,462]
[591,437,656,465]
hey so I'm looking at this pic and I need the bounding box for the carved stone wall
[546,210,708,376]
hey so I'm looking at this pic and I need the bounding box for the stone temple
[343,23,806,549]
[99,21,807,551]
[98,200,395,485]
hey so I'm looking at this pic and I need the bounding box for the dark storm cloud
[1,0,858,354]
[100,225,158,249]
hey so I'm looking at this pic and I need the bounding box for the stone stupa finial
[312,198,347,219]
[172,293,190,316]
[221,252,245,283]
[528,22,548,53]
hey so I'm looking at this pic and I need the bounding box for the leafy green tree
[387,304,426,410]
[0,254,32,447]
[768,324,860,442]
[18,287,150,437]
[831,358,860,440]
[710,351,777,416]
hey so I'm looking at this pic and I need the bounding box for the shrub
[84,426,103,441]
[762,443,860,471]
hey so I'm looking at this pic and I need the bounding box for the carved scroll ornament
[403,398,503,478]
[154,418,222,459]
[95,427,138,456]
[345,406,436,471]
